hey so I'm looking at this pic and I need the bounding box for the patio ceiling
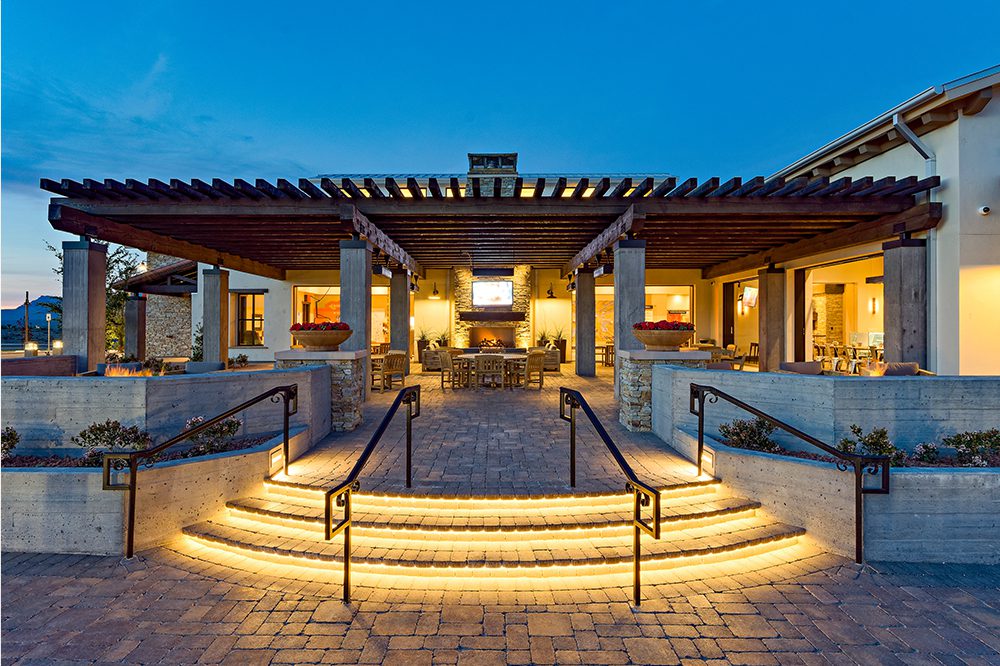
[42,174,940,280]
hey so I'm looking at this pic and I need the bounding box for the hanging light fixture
[546,283,556,299]
[429,283,441,300]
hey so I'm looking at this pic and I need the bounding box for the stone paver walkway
[282,366,700,496]
[2,550,998,665]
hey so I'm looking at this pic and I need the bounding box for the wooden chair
[512,351,545,389]
[747,342,760,364]
[372,351,406,392]
[474,354,505,390]
[440,350,466,390]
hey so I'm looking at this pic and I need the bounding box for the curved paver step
[182,516,804,569]
[226,495,761,533]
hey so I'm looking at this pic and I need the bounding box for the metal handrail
[324,385,420,603]
[559,387,661,606]
[103,384,298,559]
[689,382,890,563]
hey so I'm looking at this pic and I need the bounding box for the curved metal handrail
[559,387,660,606]
[102,384,298,558]
[688,382,890,563]
[323,385,421,603]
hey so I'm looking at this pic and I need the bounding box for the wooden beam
[750,177,785,197]
[406,177,425,200]
[570,177,590,199]
[384,177,406,199]
[702,202,942,279]
[532,178,546,198]
[769,176,809,197]
[731,176,766,197]
[297,178,328,199]
[627,177,654,199]
[811,176,852,197]
[492,178,502,198]
[49,204,285,279]
[667,177,698,197]
[170,179,209,201]
[340,205,422,276]
[363,178,386,199]
[961,88,992,116]
[562,204,643,276]
[591,177,611,198]
[341,178,366,199]
[706,177,742,198]
[550,177,568,199]
[103,178,143,200]
[513,177,523,198]
[607,178,632,198]
[428,178,444,199]
[449,177,462,199]
[190,178,224,200]
[255,178,289,199]
[790,177,830,197]
[233,179,266,200]
[686,177,720,198]
[471,177,482,198]
[318,178,344,199]
[80,179,118,200]
[649,177,677,198]
[276,179,308,200]
[148,178,183,201]
[211,179,244,199]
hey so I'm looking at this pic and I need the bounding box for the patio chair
[474,354,505,390]
[440,350,466,390]
[372,351,406,392]
[519,350,545,389]
[746,342,760,364]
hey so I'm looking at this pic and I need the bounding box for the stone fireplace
[469,326,516,348]
[452,266,533,347]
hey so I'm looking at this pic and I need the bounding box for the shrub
[838,424,907,466]
[718,417,780,453]
[942,429,1000,467]
[912,443,940,464]
[1,427,20,460]
[71,420,152,465]
[184,415,242,454]
[228,354,249,369]
[191,323,204,362]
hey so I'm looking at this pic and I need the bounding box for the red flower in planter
[290,321,351,333]
[632,320,695,331]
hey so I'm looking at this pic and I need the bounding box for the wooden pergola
[42,174,941,281]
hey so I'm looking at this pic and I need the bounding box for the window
[235,293,265,346]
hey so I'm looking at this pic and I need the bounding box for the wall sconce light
[546,284,556,299]
[429,283,441,300]
[869,297,880,315]
[737,295,746,316]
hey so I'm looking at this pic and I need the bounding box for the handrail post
[406,397,413,489]
[569,398,577,488]
[696,392,705,477]
[342,489,352,603]
[283,391,291,476]
[854,461,864,564]
[126,457,138,558]
[633,491,641,606]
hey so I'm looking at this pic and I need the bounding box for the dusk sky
[2,1,998,307]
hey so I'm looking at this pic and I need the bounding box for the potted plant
[435,332,450,348]
[537,329,550,347]
[289,321,352,351]
[631,320,695,351]
[416,329,432,358]
[551,327,567,363]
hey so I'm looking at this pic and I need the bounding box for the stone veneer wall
[465,176,516,197]
[274,351,365,431]
[619,352,709,431]
[145,253,192,358]
[452,266,532,348]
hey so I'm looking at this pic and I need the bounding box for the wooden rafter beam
[562,204,643,276]
[340,205,422,276]
[702,202,942,279]
[49,204,285,280]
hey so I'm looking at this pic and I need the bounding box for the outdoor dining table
[454,353,528,389]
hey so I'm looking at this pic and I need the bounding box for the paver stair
[182,476,805,576]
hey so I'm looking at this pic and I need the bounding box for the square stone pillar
[575,270,596,377]
[389,269,411,374]
[883,238,927,367]
[124,295,147,360]
[62,240,107,373]
[201,268,229,364]
[340,240,372,396]
[613,239,646,397]
[757,267,786,372]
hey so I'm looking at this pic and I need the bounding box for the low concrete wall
[2,366,330,456]
[1,427,309,556]
[0,467,125,555]
[671,427,1000,564]
[652,366,1000,453]
[1,355,78,377]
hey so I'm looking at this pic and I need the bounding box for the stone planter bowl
[632,329,694,351]
[292,329,352,351]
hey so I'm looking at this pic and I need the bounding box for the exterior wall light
[737,295,746,316]
[546,284,556,298]
[869,297,880,315]
[429,283,441,300]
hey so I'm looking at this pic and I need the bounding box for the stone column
[575,270,596,377]
[883,238,927,367]
[613,239,646,397]
[340,240,372,396]
[124,295,147,360]
[390,269,411,373]
[63,240,107,373]
[201,268,229,364]
[757,267,786,372]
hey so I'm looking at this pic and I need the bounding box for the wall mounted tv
[472,280,514,307]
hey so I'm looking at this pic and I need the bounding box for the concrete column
[757,267,786,372]
[201,268,229,364]
[340,240,372,395]
[124,295,147,360]
[883,238,927,367]
[575,270,596,377]
[613,240,646,397]
[62,240,107,373]
[389,269,411,373]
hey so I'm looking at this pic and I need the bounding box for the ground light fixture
[23,341,39,358]
[52,340,63,354]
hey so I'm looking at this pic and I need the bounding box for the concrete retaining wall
[1,427,309,556]
[652,366,1000,454]
[1,366,331,456]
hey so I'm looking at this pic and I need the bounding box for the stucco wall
[1,366,330,456]
[652,365,1000,454]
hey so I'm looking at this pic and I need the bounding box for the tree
[44,241,142,352]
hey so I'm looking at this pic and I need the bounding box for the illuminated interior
[293,285,391,343]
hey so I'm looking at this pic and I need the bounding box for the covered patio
[42,165,940,388]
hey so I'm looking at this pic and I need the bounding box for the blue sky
[2,1,998,307]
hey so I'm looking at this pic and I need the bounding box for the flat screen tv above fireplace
[472,280,513,307]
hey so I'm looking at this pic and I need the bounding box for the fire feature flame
[863,361,888,377]
[103,366,163,377]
